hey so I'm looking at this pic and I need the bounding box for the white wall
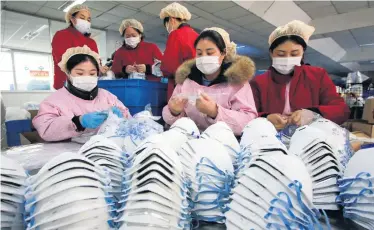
[1,91,53,108]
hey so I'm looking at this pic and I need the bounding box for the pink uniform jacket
[33,87,130,142]
[162,55,258,136]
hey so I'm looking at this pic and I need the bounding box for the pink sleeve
[106,92,132,118]
[32,101,81,142]
[162,84,185,125]
[206,84,258,136]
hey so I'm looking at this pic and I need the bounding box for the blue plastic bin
[98,79,167,116]
[5,119,32,147]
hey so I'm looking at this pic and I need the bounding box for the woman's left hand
[100,66,109,74]
[288,110,302,126]
[196,92,218,118]
[288,109,316,126]
[136,64,146,73]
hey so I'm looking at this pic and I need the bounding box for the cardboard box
[362,98,374,124]
[352,121,374,138]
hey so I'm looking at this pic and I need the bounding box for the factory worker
[51,4,108,90]
[33,46,130,142]
[251,20,350,130]
[159,2,199,100]
[112,19,163,81]
[162,27,258,136]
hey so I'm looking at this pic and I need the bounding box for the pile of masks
[97,109,163,154]
[24,152,115,230]
[116,142,191,229]
[1,155,27,230]
[336,148,374,229]
[177,122,235,224]
[237,118,287,177]
[79,135,127,197]
[225,153,329,229]
[289,125,343,210]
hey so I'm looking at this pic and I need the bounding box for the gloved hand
[80,111,108,129]
[112,106,123,118]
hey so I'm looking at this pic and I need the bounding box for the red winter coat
[111,41,163,81]
[51,26,98,90]
[250,65,350,124]
[161,24,199,100]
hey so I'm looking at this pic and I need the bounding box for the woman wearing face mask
[251,20,350,130]
[33,46,131,142]
[162,28,258,136]
[159,2,199,100]
[51,4,108,90]
[111,19,163,81]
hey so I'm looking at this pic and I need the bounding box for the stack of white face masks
[237,118,287,177]
[200,122,240,168]
[178,137,235,224]
[24,152,115,230]
[336,148,374,229]
[289,126,343,210]
[116,143,191,230]
[78,135,127,198]
[225,153,329,229]
[1,155,27,230]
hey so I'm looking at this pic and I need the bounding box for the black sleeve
[145,64,152,75]
[72,116,85,132]
[305,107,322,115]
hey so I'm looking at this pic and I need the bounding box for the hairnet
[268,20,315,46]
[65,4,91,24]
[203,27,237,62]
[159,2,192,21]
[119,19,144,35]
[58,45,100,73]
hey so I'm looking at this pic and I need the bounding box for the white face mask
[74,18,91,35]
[196,56,221,75]
[125,36,141,48]
[69,76,98,92]
[272,57,302,75]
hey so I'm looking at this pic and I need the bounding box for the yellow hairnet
[65,4,91,24]
[159,2,191,21]
[119,19,144,35]
[58,45,100,74]
[268,20,315,46]
[203,27,237,62]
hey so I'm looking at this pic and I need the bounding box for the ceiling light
[236,46,245,49]
[61,0,87,13]
[359,43,374,47]
[21,25,49,41]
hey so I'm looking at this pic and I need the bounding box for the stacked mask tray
[98,79,167,116]
[5,119,33,147]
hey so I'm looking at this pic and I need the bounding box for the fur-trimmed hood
[175,55,256,85]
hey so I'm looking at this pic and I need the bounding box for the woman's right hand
[267,113,288,131]
[125,65,136,74]
[168,97,188,116]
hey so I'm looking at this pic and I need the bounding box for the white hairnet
[65,4,91,24]
[119,19,144,35]
[268,20,315,46]
[203,27,237,62]
[160,2,191,21]
[58,45,100,74]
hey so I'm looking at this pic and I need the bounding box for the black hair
[163,17,183,27]
[269,35,307,52]
[69,12,78,26]
[194,30,226,53]
[66,54,99,73]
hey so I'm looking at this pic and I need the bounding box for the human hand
[100,65,109,74]
[288,109,316,126]
[168,97,188,116]
[267,113,288,131]
[136,64,146,73]
[288,110,302,126]
[80,111,108,129]
[196,92,218,118]
[111,106,123,118]
[125,65,136,74]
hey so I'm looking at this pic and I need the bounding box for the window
[0,51,15,90]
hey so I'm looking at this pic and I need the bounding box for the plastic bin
[98,79,167,116]
[5,119,32,147]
